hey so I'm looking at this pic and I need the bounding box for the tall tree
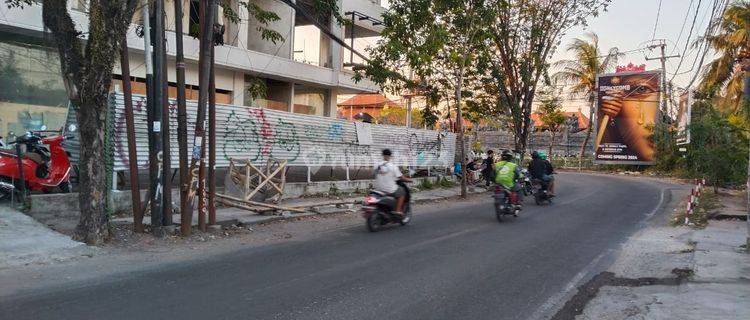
[5,0,139,244]
[535,87,567,156]
[481,0,612,156]
[699,1,749,114]
[361,0,491,197]
[552,32,621,166]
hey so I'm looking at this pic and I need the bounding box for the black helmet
[382,149,392,156]
[531,151,540,159]
[501,150,513,161]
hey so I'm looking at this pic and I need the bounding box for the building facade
[0,0,384,139]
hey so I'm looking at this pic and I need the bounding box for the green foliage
[375,105,425,127]
[653,97,749,190]
[438,177,455,188]
[684,102,748,188]
[244,75,268,100]
[419,178,435,190]
[698,2,749,114]
[471,140,482,154]
[535,88,566,132]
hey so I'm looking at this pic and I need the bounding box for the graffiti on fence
[100,93,455,171]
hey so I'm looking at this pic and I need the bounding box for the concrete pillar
[236,0,250,50]
[288,82,295,112]
[233,71,245,106]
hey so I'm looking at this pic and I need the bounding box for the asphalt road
[0,173,675,320]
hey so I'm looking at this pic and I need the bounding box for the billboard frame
[592,70,662,165]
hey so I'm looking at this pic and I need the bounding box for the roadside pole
[150,0,165,233]
[174,0,190,236]
[141,0,163,234]
[208,43,216,226]
[157,0,172,228]
[120,37,143,233]
[742,50,749,251]
[187,0,217,232]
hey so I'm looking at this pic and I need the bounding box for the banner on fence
[594,70,660,165]
[66,93,456,172]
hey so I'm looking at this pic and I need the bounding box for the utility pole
[120,37,143,233]
[175,0,190,236]
[150,0,166,233]
[187,0,217,232]
[646,42,680,119]
[158,0,172,228]
[740,49,750,252]
[141,0,163,234]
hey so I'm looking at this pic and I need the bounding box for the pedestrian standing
[481,150,495,186]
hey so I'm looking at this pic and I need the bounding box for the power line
[669,0,697,56]
[670,0,704,82]
[686,0,729,88]
[651,0,663,41]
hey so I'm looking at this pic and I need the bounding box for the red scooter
[0,126,74,200]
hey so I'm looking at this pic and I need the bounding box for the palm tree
[699,1,749,114]
[553,32,622,167]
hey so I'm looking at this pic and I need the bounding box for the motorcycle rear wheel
[366,213,382,232]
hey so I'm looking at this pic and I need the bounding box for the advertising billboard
[676,90,692,145]
[594,70,661,165]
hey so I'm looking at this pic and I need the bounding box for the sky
[553,0,721,111]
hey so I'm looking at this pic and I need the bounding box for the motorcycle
[521,169,533,196]
[531,179,553,205]
[493,184,521,222]
[0,125,75,200]
[362,181,412,232]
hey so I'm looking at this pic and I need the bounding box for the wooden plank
[216,193,306,213]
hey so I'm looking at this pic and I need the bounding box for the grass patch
[419,178,435,190]
[671,189,722,228]
[438,177,455,188]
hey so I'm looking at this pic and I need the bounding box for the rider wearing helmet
[528,151,555,196]
[494,150,523,206]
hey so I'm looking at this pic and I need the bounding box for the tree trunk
[74,97,110,243]
[456,69,467,198]
[549,130,556,157]
[579,99,596,170]
[42,0,137,244]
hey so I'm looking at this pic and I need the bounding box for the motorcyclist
[494,150,523,207]
[374,149,412,215]
[528,151,555,196]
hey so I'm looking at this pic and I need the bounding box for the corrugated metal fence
[66,93,456,172]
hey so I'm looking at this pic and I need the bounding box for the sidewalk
[0,205,95,269]
[111,185,488,228]
[568,196,750,319]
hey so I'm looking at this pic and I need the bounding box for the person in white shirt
[374,149,412,214]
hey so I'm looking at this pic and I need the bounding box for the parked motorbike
[362,181,412,232]
[493,184,521,222]
[532,179,553,205]
[0,125,75,200]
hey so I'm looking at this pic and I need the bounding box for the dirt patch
[551,268,693,320]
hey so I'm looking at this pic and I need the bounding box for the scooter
[521,168,533,196]
[362,181,412,232]
[0,125,75,200]
[493,184,521,222]
[531,179,553,205]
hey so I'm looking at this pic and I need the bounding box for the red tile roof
[337,93,398,107]
[531,110,590,131]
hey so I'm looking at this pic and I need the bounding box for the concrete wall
[27,175,453,217]
[472,130,593,156]
[247,0,294,58]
